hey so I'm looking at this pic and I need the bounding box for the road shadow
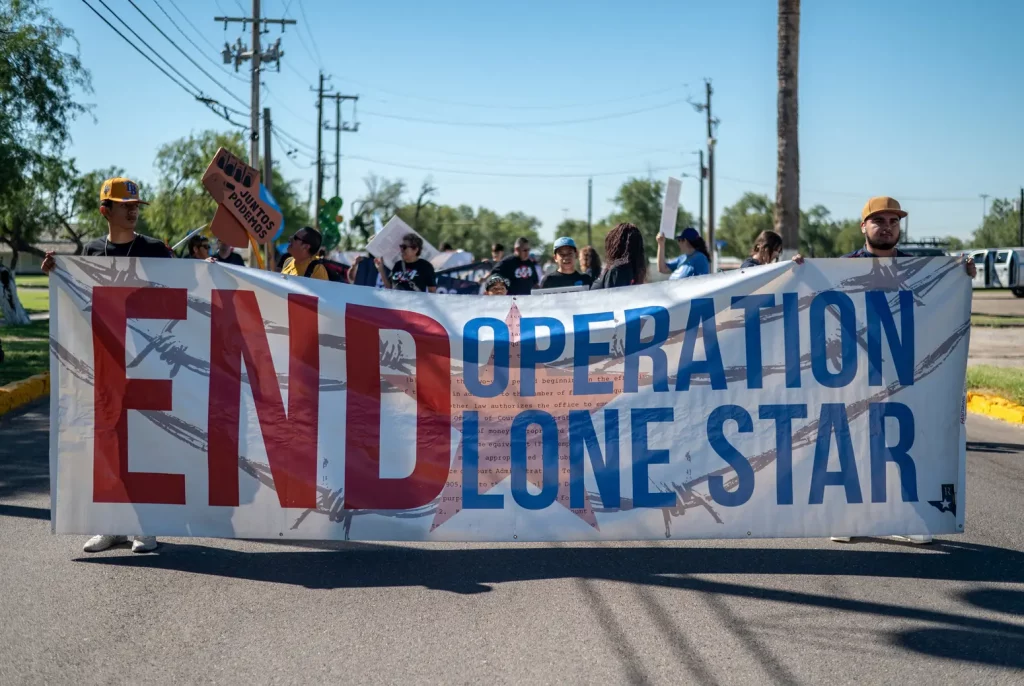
[966,440,1024,455]
[77,539,1024,668]
[0,503,49,520]
[0,399,49,500]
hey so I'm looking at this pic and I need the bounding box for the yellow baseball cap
[861,196,907,221]
[100,177,149,204]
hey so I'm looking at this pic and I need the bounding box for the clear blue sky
[55,0,1024,244]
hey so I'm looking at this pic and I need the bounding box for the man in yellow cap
[42,177,171,268]
[41,177,171,553]
[842,196,976,279]
[829,196,973,546]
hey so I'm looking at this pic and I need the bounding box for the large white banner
[50,256,970,541]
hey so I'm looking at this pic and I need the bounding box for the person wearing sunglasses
[489,236,540,295]
[185,234,210,260]
[280,226,329,280]
[376,233,436,292]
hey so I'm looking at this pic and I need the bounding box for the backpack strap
[304,258,324,278]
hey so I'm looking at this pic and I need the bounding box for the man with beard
[829,196,974,546]
[844,197,976,277]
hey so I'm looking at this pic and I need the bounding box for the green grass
[971,314,1024,328]
[13,275,49,288]
[15,288,49,314]
[967,365,1024,406]
[0,319,49,386]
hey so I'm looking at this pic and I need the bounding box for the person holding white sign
[376,233,437,292]
[657,228,710,280]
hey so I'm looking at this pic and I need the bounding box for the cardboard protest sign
[201,148,283,247]
[365,216,439,268]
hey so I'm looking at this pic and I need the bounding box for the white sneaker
[830,537,852,542]
[891,534,933,545]
[83,535,128,552]
[131,536,158,553]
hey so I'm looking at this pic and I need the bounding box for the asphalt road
[973,290,1024,317]
[1,402,1023,685]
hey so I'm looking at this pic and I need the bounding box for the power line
[125,0,247,107]
[359,98,688,128]
[152,0,248,83]
[80,0,199,97]
[263,84,315,125]
[272,123,316,153]
[283,59,316,88]
[80,0,249,131]
[335,79,690,111]
[717,174,983,203]
[342,155,689,179]
[295,0,324,66]
[91,0,210,98]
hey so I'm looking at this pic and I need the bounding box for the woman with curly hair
[591,222,646,289]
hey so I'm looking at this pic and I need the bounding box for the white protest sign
[365,216,439,268]
[659,176,682,237]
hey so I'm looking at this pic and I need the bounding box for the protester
[280,227,329,280]
[657,228,710,280]
[484,274,509,295]
[821,196,975,546]
[490,236,540,295]
[539,237,593,289]
[656,227,697,275]
[491,243,505,263]
[591,222,646,289]
[41,176,168,553]
[185,234,210,260]
[579,245,602,281]
[376,233,437,292]
[212,239,245,266]
[741,230,783,268]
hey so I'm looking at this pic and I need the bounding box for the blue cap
[675,227,701,243]
[552,236,577,252]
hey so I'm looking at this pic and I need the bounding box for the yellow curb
[0,373,50,417]
[966,390,1024,425]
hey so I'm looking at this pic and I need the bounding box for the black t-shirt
[389,258,436,292]
[843,247,911,258]
[213,251,245,266]
[540,270,593,290]
[590,263,635,290]
[83,234,172,258]
[493,256,539,295]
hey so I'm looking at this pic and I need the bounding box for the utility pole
[215,2,294,169]
[314,71,327,226]
[587,178,592,246]
[1019,188,1023,247]
[704,80,718,272]
[323,93,360,200]
[695,150,706,234]
[263,106,275,271]
[980,193,990,227]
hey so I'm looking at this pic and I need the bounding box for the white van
[969,247,1024,296]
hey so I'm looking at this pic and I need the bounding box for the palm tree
[775,0,800,253]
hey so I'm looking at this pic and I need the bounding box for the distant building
[0,240,80,274]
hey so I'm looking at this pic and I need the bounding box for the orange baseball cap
[861,196,907,221]
[100,177,149,204]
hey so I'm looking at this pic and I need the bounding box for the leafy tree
[554,218,613,255]
[716,193,774,258]
[347,174,407,248]
[398,202,543,260]
[145,130,309,247]
[971,198,1021,249]
[606,177,694,258]
[0,0,90,269]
